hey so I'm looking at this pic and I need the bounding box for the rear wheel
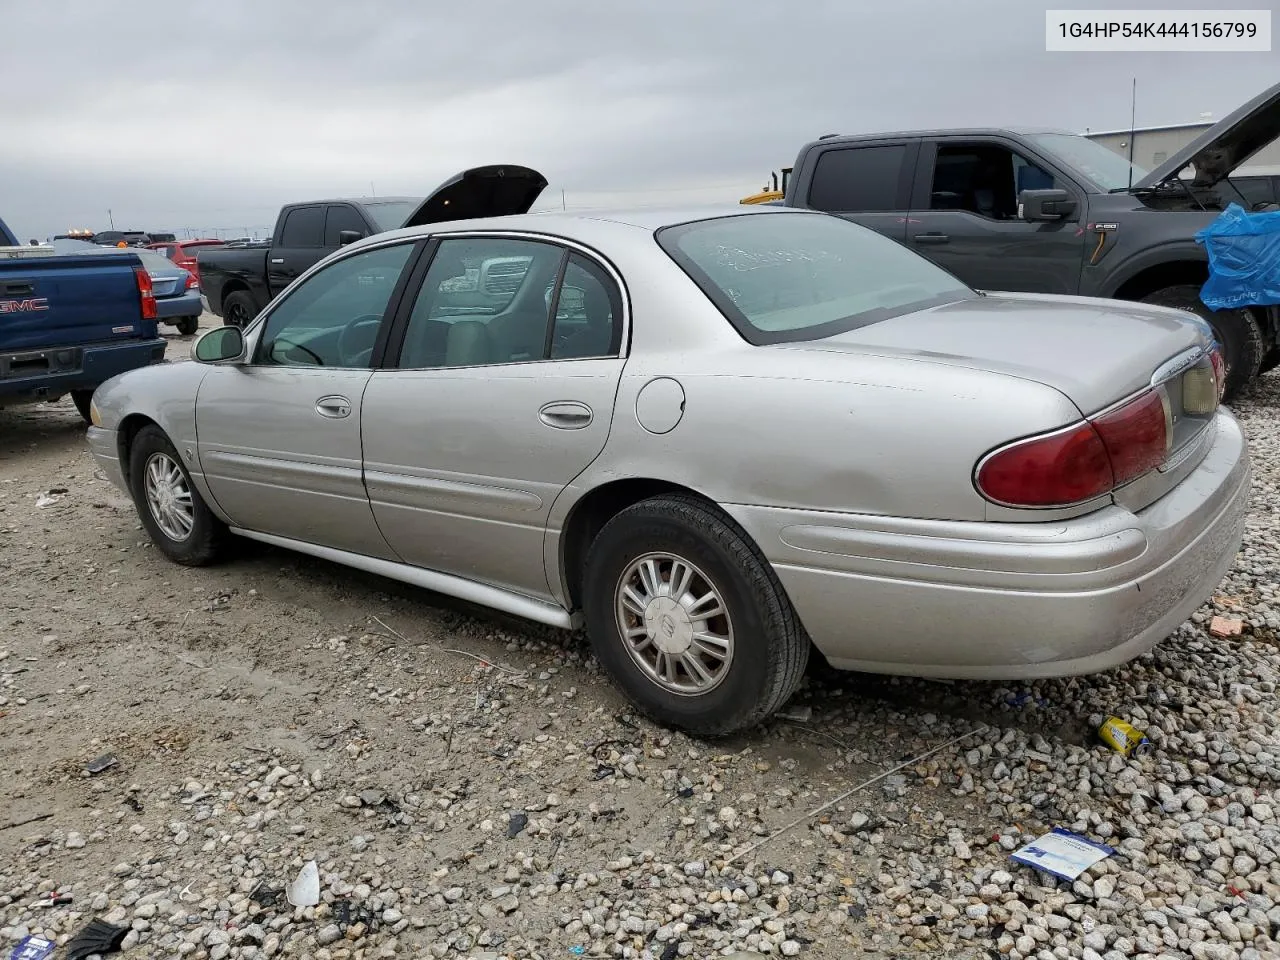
[222,291,257,329]
[128,425,229,565]
[70,390,93,424]
[176,316,199,336]
[582,494,809,736]
[1140,285,1263,400]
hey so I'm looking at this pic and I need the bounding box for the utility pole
[1127,77,1137,190]
[107,209,115,229]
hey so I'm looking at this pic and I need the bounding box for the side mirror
[1018,188,1077,222]
[193,325,246,364]
[338,230,364,246]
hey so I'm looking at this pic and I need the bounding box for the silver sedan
[84,166,1250,734]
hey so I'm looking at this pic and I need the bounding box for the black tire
[176,316,199,336]
[222,290,257,329]
[70,390,94,424]
[1140,285,1263,400]
[582,494,809,736]
[1260,347,1280,376]
[128,425,229,566]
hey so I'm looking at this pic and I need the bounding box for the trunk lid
[401,164,548,228]
[1134,80,1280,191]
[782,291,1211,415]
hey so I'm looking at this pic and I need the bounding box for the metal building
[1085,121,1280,174]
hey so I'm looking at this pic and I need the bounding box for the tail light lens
[977,388,1172,508]
[185,272,199,289]
[134,267,157,320]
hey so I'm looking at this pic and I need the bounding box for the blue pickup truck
[0,215,167,422]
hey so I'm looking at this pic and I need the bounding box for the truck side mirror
[193,325,246,364]
[1018,188,1077,222]
[338,230,364,246]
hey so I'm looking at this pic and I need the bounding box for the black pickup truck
[780,80,1280,398]
[199,165,548,328]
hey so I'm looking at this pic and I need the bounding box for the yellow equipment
[740,167,791,204]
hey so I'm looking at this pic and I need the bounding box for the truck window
[279,207,325,248]
[324,205,368,246]
[929,145,1056,221]
[807,145,907,212]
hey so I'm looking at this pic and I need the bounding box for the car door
[267,205,328,296]
[361,234,626,601]
[324,203,371,247]
[196,239,419,558]
[905,138,1086,293]
[797,140,918,242]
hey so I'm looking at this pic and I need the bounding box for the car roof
[289,195,423,206]
[363,203,806,247]
[803,126,1076,145]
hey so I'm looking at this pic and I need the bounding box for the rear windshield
[656,212,975,344]
[362,200,421,232]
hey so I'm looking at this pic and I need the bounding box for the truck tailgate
[0,253,151,351]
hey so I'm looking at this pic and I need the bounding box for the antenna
[1127,77,1137,190]
[561,189,566,211]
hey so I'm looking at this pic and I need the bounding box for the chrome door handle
[270,258,285,264]
[315,395,352,419]
[538,401,593,430]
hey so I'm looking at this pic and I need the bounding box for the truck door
[794,139,918,242]
[904,138,1086,294]
[267,205,327,297]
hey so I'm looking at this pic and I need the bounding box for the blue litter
[569,948,586,956]
[1196,202,1280,310]
[1010,827,1114,882]
[8,936,55,960]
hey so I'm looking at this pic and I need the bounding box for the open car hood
[402,164,548,228]
[1134,80,1280,191]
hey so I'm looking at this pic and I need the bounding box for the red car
[147,239,225,286]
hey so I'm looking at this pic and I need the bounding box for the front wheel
[1140,285,1263,400]
[128,425,229,565]
[582,495,809,736]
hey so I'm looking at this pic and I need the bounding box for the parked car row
[81,163,1250,735]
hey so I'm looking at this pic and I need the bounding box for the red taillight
[134,267,157,320]
[1209,346,1226,403]
[1092,389,1170,486]
[977,389,1171,508]
[185,272,199,289]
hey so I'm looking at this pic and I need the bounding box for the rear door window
[279,206,325,248]
[807,145,910,212]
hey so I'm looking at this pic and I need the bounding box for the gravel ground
[2,317,1280,960]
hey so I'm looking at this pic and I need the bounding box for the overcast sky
[3,0,1276,240]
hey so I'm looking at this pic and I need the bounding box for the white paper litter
[1010,828,1114,881]
[286,859,320,907]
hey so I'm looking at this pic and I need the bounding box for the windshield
[1026,133,1148,192]
[656,212,975,345]
[362,200,422,232]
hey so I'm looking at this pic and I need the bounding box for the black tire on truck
[176,316,199,336]
[222,291,257,329]
[1139,285,1263,401]
[70,390,94,424]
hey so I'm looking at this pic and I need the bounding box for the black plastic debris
[250,884,283,909]
[659,943,679,960]
[677,786,694,799]
[334,900,379,933]
[592,765,615,781]
[65,919,128,960]
[122,795,143,813]
[85,754,118,775]
[507,812,528,838]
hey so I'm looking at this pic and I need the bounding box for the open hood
[1134,80,1280,191]
[402,164,548,228]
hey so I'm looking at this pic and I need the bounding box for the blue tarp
[1196,202,1280,310]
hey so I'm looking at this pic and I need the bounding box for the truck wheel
[581,494,809,736]
[1260,348,1280,376]
[176,316,199,336]
[1140,285,1263,400]
[222,291,257,329]
[70,390,94,424]
[128,425,229,566]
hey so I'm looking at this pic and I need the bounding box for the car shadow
[0,402,87,458]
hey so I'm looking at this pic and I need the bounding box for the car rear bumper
[727,409,1250,679]
[0,338,167,403]
[155,289,203,320]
